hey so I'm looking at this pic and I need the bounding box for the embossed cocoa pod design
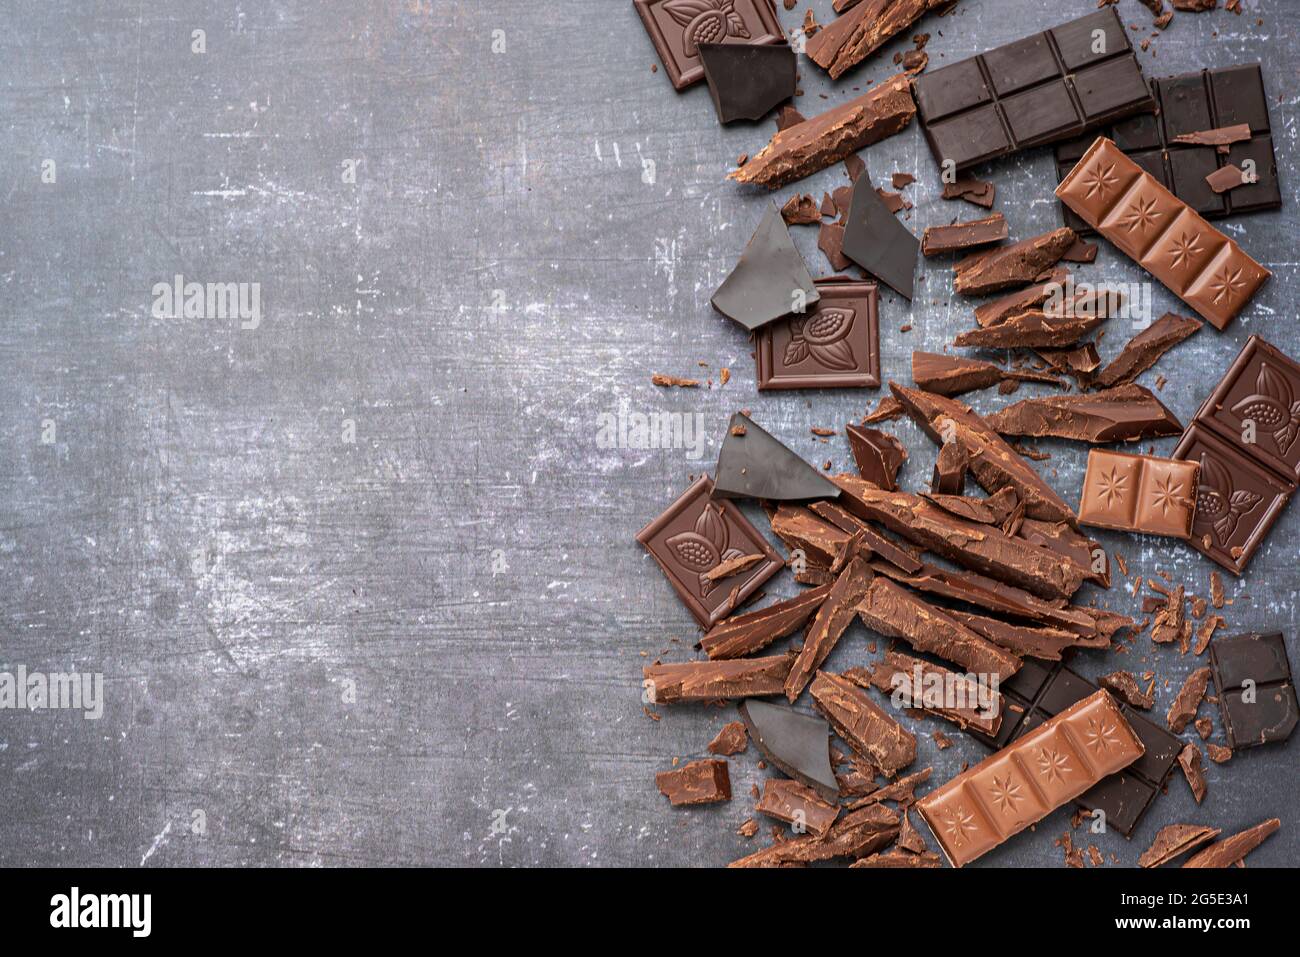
[663,0,747,58]
[784,317,810,365]
[1230,363,1300,455]
[800,307,856,371]
[1195,453,1261,545]
[665,501,734,596]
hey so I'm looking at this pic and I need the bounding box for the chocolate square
[912,59,991,122]
[637,475,782,626]
[1209,632,1299,750]
[755,280,880,390]
[1002,80,1080,146]
[1208,64,1271,134]
[1173,423,1294,575]
[1158,72,1214,140]
[634,0,784,92]
[1051,9,1131,71]
[1168,147,1225,217]
[984,34,1058,96]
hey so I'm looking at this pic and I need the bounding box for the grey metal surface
[0,0,1295,867]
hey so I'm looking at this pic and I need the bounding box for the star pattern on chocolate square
[1118,195,1162,234]
[1096,465,1128,508]
[1036,747,1072,783]
[1149,473,1185,517]
[988,773,1025,815]
[1167,230,1204,272]
[1208,265,1247,305]
[940,804,979,847]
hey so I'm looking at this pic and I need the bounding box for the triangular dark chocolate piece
[698,42,796,124]
[714,413,841,501]
[739,700,839,802]
[711,203,820,332]
[842,173,917,300]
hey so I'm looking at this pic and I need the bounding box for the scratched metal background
[0,0,1295,867]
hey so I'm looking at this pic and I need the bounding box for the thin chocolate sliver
[952,228,1076,297]
[845,424,907,491]
[700,584,833,659]
[986,384,1182,444]
[1205,164,1247,195]
[1183,818,1280,868]
[931,441,967,495]
[921,214,1008,257]
[856,650,1001,735]
[1093,312,1202,388]
[715,412,841,501]
[806,0,948,80]
[811,671,916,773]
[1209,632,1298,750]
[784,558,874,702]
[942,176,995,208]
[947,609,1083,662]
[913,351,1061,397]
[711,203,820,331]
[729,802,899,867]
[1139,824,1221,867]
[739,699,839,802]
[973,269,1070,327]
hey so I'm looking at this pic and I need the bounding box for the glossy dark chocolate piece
[755,280,880,389]
[711,202,820,331]
[842,173,918,301]
[845,424,906,491]
[912,9,1155,170]
[714,413,841,501]
[1209,632,1299,750]
[635,0,786,91]
[739,699,839,801]
[698,41,795,123]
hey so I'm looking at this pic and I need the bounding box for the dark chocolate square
[1002,658,1055,702]
[1209,632,1299,750]
[1035,667,1094,715]
[912,59,991,122]
[1076,772,1155,837]
[1112,111,1163,152]
[1118,705,1181,783]
[1226,135,1281,213]
[1130,148,1171,190]
[756,280,879,390]
[1074,56,1152,121]
[927,104,1010,169]
[1168,147,1226,217]
[1001,80,1081,146]
[984,34,1058,96]
[634,0,785,92]
[1212,632,1292,688]
[1209,64,1270,134]
[637,475,782,626]
[1159,72,1214,140]
[1173,423,1294,576]
[1051,8,1130,71]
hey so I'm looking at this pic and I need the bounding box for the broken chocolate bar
[755,778,839,836]
[953,310,1107,350]
[644,654,795,704]
[771,505,850,567]
[912,351,1061,397]
[921,214,1008,257]
[700,583,833,659]
[1167,667,1212,733]
[806,0,949,80]
[729,802,899,867]
[715,412,841,501]
[917,690,1144,867]
[711,203,820,331]
[973,268,1070,327]
[785,558,874,701]
[846,424,907,491]
[842,172,918,300]
[855,650,1001,735]
[986,384,1182,443]
[953,228,1076,297]
[698,41,795,124]
[656,758,731,805]
[1209,632,1298,750]
[947,610,1083,662]
[740,699,839,801]
[729,74,916,189]
[1078,450,1199,539]
[811,670,916,773]
[1093,312,1202,388]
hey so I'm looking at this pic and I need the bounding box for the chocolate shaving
[912,351,1062,397]
[785,558,875,701]
[921,213,1008,256]
[1183,818,1280,868]
[1139,824,1221,867]
[941,176,995,208]
[707,721,749,756]
[984,383,1183,443]
[645,654,796,704]
[700,584,834,659]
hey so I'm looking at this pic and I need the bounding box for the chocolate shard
[986,383,1183,443]
[729,74,916,189]
[1094,312,1204,388]
[1209,632,1299,750]
[942,176,995,208]
[707,721,749,755]
[973,269,1071,327]
[947,609,1083,662]
[806,0,949,80]
[854,650,1002,735]
[921,213,1009,257]
[1183,818,1280,868]
[889,382,1079,527]
[656,759,731,806]
[912,351,1061,397]
[856,576,1022,679]
[897,808,929,853]
[1099,671,1155,709]
[739,699,839,802]
[700,584,834,660]
[1206,164,1247,194]
[931,440,967,495]
[644,654,796,704]
[842,171,918,300]
[834,474,1086,601]
[715,412,841,501]
[728,802,899,867]
[1139,824,1222,868]
[711,204,820,331]
[807,500,924,574]
[811,670,917,773]
[921,487,1019,526]
[698,42,796,124]
[785,558,875,702]
[850,848,942,868]
[755,778,840,837]
[780,193,821,226]
[1177,743,1207,804]
[1015,517,1109,587]
[1170,122,1251,148]
[770,505,851,566]
[952,227,1076,296]
[1167,667,1213,733]
[1036,342,1101,387]
[956,312,1108,350]
[845,423,907,491]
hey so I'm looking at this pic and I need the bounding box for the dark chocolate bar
[911,9,1155,171]
[1208,632,1298,750]
[755,280,880,389]
[1055,64,1282,230]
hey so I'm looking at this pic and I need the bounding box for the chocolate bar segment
[1078,450,1199,539]
[917,690,1143,867]
[756,280,880,389]
[1209,632,1298,750]
[635,0,786,91]
[912,9,1155,171]
[1055,137,1270,330]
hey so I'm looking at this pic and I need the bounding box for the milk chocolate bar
[917,690,1143,867]
[1078,450,1199,539]
[1055,137,1270,330]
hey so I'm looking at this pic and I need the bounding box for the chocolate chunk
[1078,450,1199,539]
[892,172,915,189]
[1195,716,1213,739]
[730,74,916,189]
[842,172,919,300]
[888,382,1079,526]
[952,228,1076,296]
[729,803,899,867]
[856,577,1022,679]
[1015,517,1109,587]
[656,758,731,806]
[856,650,1002,735]
[845,766,932,808]
[922,487,1019,526]
[698,41,795,124]
[817,221,852,271]
[897,809,929,853]
[776,105,807,131]
[1205,164,1248,194]
[1209,632,1299,750]
[739,699,839,801]
[806,501,924,574]
[1037,342,1101,386]
[1139,824,1221,867]
[811,671,916,773]
[864,395,905,423]
[1167,667,1212,733]
[1094,312,1203,388]
[708,721,749,755]
[644,654,796,704]
[1177,743,1207,804]
[806,0,948,80]
[986,384,1183,443]
[921,213,1009,257]
[755,778,840,836]
[771,505,850,568]
[1151,585,1187,644]
[948,610,1084,662]
[931,441,967,495]
[942,176,995,208]
[711,203,820,331]
[780,193,822,225]
[953,309,1108,350]
[845,424,907,491]
[973,269,1070,327]
[835,475,1085,600]
[912,351,1061,397]
[1183,818,1280,868]
[714,412,841,501]
[637,476,783,626]
[850,849,941,868]
[785,558,875,701]
[1207,742,1232,763]
[1061,238,1098,262]
[1099,671,1155,709]
[634,0,785,91]
[700,584,833,659]
[756,280,881,389]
